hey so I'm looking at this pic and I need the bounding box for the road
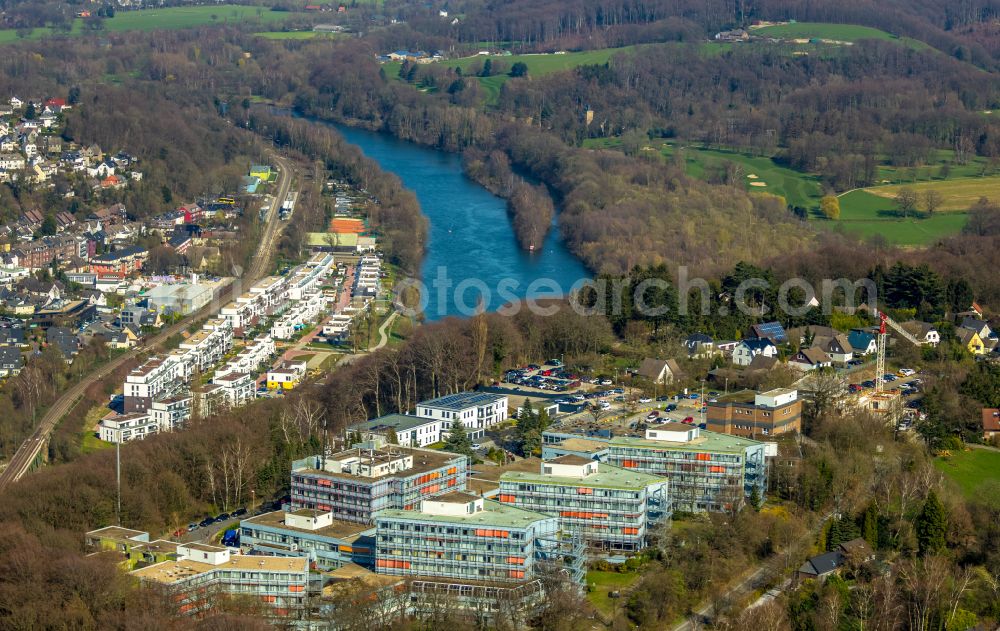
[0,154,293,493]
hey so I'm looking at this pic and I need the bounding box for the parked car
[646,411,660,421]
[682,416,694,424]
[656,395,671,402]
[173,527,187,538]
[665,403,678,412]
[897,368,916,377]
[600,379,613,386]
[862,380,876,389]
[549,359,563,366]
[199,517,215,528]
[598,401,611,410]
[848,383,862,393]
[848,359,864,366]
[188,523,200,532]
[638,397,652,403]
[698,423,707,430]
[883,373,897,382]
[217,512,230,522]
[471,443,482,450]
[231,508,247,517]
[687,393,700,399]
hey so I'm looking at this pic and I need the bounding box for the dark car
[665,403,678,412]
[848,384,862,393]
[862,380,876,389]
[199,517,215,528]
[217,512,230,521]
[231,508,247,517]
[656,395,671,402]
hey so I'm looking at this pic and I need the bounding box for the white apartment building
[415,392,509,441]
[98,412,159,443]
[213,372,256,407]
[149,394,193,432]
[124,356,184,413]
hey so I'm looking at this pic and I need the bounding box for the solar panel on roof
[754,321,787,343]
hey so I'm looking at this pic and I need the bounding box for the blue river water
[332,124,591,319]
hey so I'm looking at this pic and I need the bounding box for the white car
[638,397,652,403]
[598,401,611,410]
[471,443,482,450]
[898,368,916,377]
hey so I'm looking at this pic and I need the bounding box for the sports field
[934,447,1000,508]
[0,5,298,44]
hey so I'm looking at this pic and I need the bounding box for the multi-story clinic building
[498,455,670,552]
[128,542,309,618]
[290,444,468,523]
[374,492,584,585]
[707,388,802,438]
[240,508,375,571]
[604,424,773,513]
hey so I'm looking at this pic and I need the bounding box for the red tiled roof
[984,408,1000,433]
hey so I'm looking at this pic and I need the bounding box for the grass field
[862,175,1000,211]
[753,22,897,42]
[837,190,968,245]
[586,570,642,616]
[934,447,1000,508]
[0,5,298,44]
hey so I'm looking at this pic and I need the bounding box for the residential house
[749,321,788,345]
[815,334,854,364]
[636,358,683,385]
[789,347,832,371]
[98,412,158,443]
[901,321,940,346]
[0,326,26,348]
[266,360,308,390]
[684,332,715,358]
[959,317,992,341]
[956,328,986,355]
[47,326,80,361]
[0,346,23,376]
[350,413,445,448]
[983,408,1000,441]
[797,538,873,582]
[787,325,838,346]
[847,330,877,356]
[732,338,778,366]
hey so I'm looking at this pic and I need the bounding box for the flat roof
[547,454,592,466]
[136,540,180,555]
[183,542,226,553]
[243,510,371,541]
[429,491,480,504]
[376,499,551,529]
[87,526,147,541]
[295,447,463,482]
[609,429,765,453]
[502,462,664,491]
[469,457,543,484]
[351,413,437,433]
[419,392,506,411]
[131,555,307,585]
[550,437,609,454]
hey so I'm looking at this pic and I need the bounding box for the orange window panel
[289,585,305,593]
[427,483,441,493]
[499,494,516,503]
[338,545,353,553]
[622,460,637,468]
[709,466,726,473]
[506,556,525,565]
[696,453,711,461]
[623,527,639,535]
[448,479,457,486]
[508,570,525,579]
[577,487,594,494]
[447,467,457,475]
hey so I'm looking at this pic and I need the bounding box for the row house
[11,235,81,270]
[216,336,274,377]
[271,291,327,339]
[285,253,335,300]
[354,255,381,298]
[176,319,233,374]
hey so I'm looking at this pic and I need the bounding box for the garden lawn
[586,570,643,616]
[934,447,1000,508]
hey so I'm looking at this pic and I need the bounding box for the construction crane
[874,310,924,393]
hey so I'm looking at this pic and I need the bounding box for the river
[332,124,591,320]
